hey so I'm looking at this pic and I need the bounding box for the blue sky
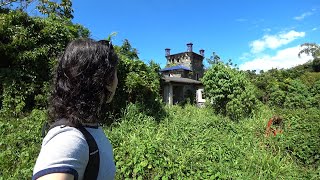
[72,0,320,70]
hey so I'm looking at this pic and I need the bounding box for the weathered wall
[165,52,204,80]
[162,70,190,78]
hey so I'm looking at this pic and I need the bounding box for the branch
[0,0,18,7]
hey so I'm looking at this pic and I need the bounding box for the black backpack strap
[77,125,100,180]
[46,119,100,180]
[48,119,75,130]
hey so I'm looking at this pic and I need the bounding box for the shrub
[1,106,319,179]
[104,105,319,179]
[201,62,259,120]
[0,9,89,115]
[106,41,164,120]
[267,79,313,109]
[299,72,320,88]
[272,108,320,168]
[283,79,313,108]
[0,109,46,179]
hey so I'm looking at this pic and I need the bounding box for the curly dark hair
[48,38,118,125]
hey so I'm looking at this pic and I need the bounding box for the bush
[267,79,313,108]
[273,108,320,168]
[0,9,89,115]
[103,105,319,179]
[1,106,319,179]
[310,80,320,107]
[201,63,259,120]
[299,72,320,88]
[283,79,313,108]
[106,41,164,121]
[0,109,46,179]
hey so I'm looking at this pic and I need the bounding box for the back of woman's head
[49,38,118,124]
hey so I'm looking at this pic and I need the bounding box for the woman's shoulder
[33,126,90,180]
[43,126,87,146]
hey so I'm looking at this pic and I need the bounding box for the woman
[33,38,118,180]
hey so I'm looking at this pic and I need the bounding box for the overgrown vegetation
[0,6,163,121]
[106,104,319,179]
[249,66,320,109]
[0,4,89,116]
[1,105,319,179]
[202,62,259,120]
[1,1,319,179]
[107,41,163,120]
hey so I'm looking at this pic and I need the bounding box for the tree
[1,0,35,9]
[37,0,74,19]
[298,43,320,58]
[0,8,89,115]
[117,39,139,59]
[207,52,220,65]
[1,0,74,19]
[105,40,163,120]
[201,62,258,120]
[298,43,320,72]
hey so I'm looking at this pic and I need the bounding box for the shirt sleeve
[32,126,89,180]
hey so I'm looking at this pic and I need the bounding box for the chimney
[199,49,205,56]
[187,43,193,52]
[165,48,171,56]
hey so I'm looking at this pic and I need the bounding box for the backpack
[42,119,100,180]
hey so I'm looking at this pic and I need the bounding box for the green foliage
[206,52,221,65]
[298,43,320,72]
[266,78,313,108]
[106,40,163,120]
[298,43,320,57]
[251,68,319,109]
[310,80,320,107]
[0,9,89,115]
[1,0,74,19]
[0,109,46,179]
[299,72,320,87]
[283,79,313,108]
[104,104,319,179]
[37,0,74,19]
[1,105,319,179]
[270,108,320,168]
[117,39,139,59]
[0,8,162,121]
[312,58,320,72]
[201,62,259,120]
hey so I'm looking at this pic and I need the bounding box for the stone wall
[166,52,204,80]
[166,53,192,69]
[190,54,204,80]
[162,70,190,78]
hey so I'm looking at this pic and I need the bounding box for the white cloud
[250,30,305,53]
[312,27,318,31]
[239,46,313,71]
[294,11,313,20]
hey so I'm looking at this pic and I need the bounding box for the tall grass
[0,109,45,180]
[105,104,319,179]
[0,105,319,179]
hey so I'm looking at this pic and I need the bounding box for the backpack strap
[77,125,100,180]
[47,119,100,180]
